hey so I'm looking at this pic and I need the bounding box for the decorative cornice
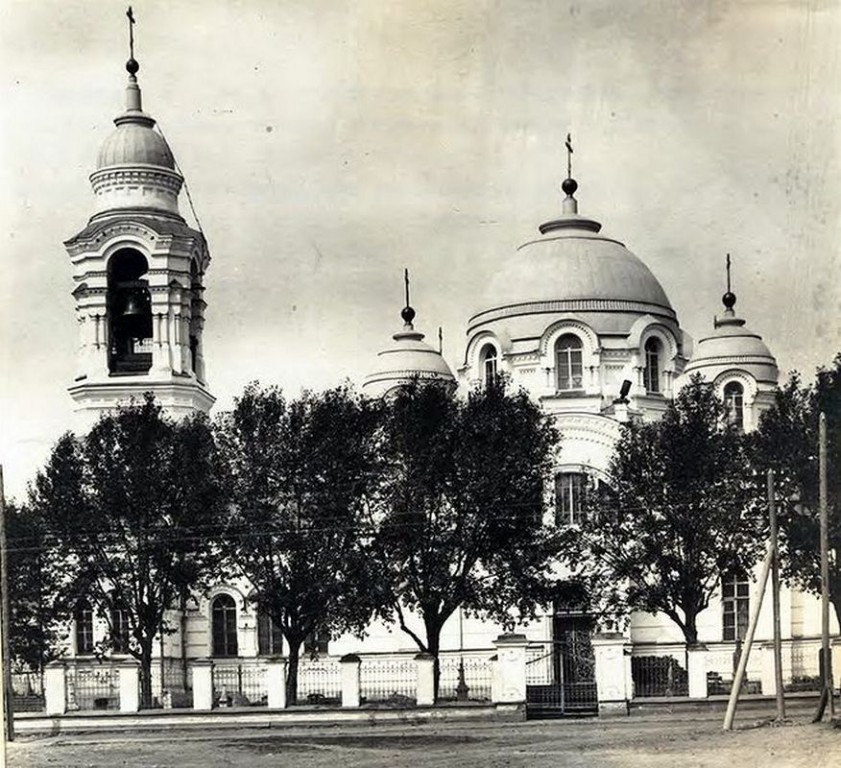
[468,299,676,333]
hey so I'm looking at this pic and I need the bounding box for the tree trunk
[286,639,302,706]
[425,619,443,702]
[683,612,699,648]
[139,642,154,709]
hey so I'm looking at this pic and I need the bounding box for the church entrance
[525,614,598,718]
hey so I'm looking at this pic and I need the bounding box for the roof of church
[683,290,778,383]
[475,177,676,325]
[95,58,176,171]
[363,304,455,396]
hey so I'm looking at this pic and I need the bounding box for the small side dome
[683,292,778,385]
[364,298,455,397]
[97,119,175,170]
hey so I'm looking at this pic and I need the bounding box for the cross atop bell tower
[65,10,214,429]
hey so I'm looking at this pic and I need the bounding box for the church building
[53,26,834,712]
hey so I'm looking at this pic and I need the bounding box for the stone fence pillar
[759,642,777,696]
[687,645,708,699]
[592,632,631,716]
[415,653,435,706]
[265,657,287,709]
[340,654,361,708]
[191,659,214,711]
[832,638,841,692]
[493,633,528,706]
[44,661,67,716]
[118,660,141,713]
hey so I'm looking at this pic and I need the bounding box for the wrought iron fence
[438,654,494,702]
[297,658,341,705]
[787,641,822,692]
[66,665,120,711]
[631,654,688,697]
[212,662,267,707]
[11,670,45,713]
[146,657,192,709]
[704,644,762,695]
[360,657,417,705]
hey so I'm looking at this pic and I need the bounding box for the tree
[217,383,383,705]
[29,394,225,706]
[373,379,559,697]
[4,502,66,670]
[752,353,841,627]
[570,376,763,646]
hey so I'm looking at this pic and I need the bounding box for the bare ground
[5,712,840,768]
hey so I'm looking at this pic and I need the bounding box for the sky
[1,0,839,501]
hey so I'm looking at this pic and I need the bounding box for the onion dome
[683,276,778,385]
[471,173,675,337]
[89,57,183,218]
[364,282,455,397]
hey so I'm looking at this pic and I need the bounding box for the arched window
[555,335,583,392]
[257,612,284,656]
[111,602,130,654]
[724,381,744,431]
[643,338,661,393]
[211,595,238,657]
[480,344,497,387]
[75,599,94,655]
[555,472,586,525]
[107,248,152,375]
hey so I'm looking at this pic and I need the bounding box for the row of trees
[7,354,839,704]
[11,380,558,704]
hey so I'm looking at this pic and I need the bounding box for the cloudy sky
[1,0,839,499]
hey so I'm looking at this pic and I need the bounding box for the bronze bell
[119,289,150,339]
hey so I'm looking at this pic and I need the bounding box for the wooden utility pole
[768,469,785,721]
[723,544,773,731]
[816,413,835,720]
[0,465,14,742]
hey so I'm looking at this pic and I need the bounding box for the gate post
[44,661,67,716]
[340,653,361,708]
[118,660,141,712]
[687,644,708,699]
[493,633,528,709]
[415,653,435,706]
[592,632,631,716]
[265,656,287,709]
[191,659,214,711]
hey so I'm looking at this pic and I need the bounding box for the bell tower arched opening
[107,248,153,375]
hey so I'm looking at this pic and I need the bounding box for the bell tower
[65,12,214,427]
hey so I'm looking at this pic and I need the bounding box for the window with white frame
[75,599,94,655]
[304,627,330,658]
[111,602,130,653]
[554,472,587,525]
[212,594,239,657]
[555,334,583,391]
[722,573,749,641]
[257,611,284,656]
[724,381,745,432]
[643,337,661,393]
[480,344,497,388]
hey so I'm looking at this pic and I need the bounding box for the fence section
[438,654,494,702]
[631,653,688,698]
[11,670,45,713]
[297,658,341,705]
[66,665,120,711]
[360,657,417,705]
[212,662,267,707]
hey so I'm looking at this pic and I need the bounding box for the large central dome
[475,186,675,330]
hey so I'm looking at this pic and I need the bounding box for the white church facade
[52,36,836,712]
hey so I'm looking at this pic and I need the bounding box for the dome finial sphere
[561,177,578,196]
[126,58,140,75]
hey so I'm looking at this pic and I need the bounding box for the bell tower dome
[65,13,214,428]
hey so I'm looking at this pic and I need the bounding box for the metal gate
[526,616,597,718]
